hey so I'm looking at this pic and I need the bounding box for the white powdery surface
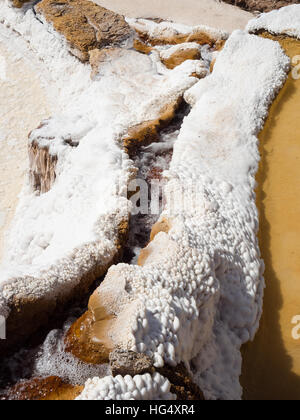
[0,40,50,262]
[91,30,290,400]
[247,4,300,39]
[0,2,199,317]
[76,373,175,400]
[126,17,228,43]
[159,42,201,60]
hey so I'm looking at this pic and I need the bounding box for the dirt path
[95,0,253,32]
[0,41,50,263]
[241,35,300,400]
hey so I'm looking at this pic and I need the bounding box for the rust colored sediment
[133,39,153,55]
[1,377,83,400]
[161,48,201,70]
[136,28,224,48]
[241,34,300,400]
[9,0,31,7]
[64,309,115,365]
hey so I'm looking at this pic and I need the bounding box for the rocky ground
[222,0,299,13]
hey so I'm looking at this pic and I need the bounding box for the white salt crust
[126,17,229,43]
[89,30,290,400]
[0,2,200,317]
[159,42,201,60]
[246,4,300,39]
[0,1,291,402]
[76,373,175,400]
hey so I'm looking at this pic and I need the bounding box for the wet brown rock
[35,0,132,62]
[133,39,153,55]
[63,221,130,366]
[158,363,205,400]
[123,98,182,157]
[65,265,137,364]
[161,47,201,70]
[0,216,129,359]
[137,28,225,48]
[110,349,153,377]
[65,309,115,365]
[1,377,83,400]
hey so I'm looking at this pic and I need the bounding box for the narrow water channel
[241,34,300,400]
[0,100,190,399]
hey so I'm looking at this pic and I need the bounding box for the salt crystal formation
[247,4,300,39]
[127,17,228,47]
[159,42,202,69]
[79,30,290,400]
[0,0,295,402]
[76,373,175,400]
[0,0,204,354]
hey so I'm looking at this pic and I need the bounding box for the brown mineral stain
[241,34,300,400]
[161,47,201,70]
[133,39,153,55]
[138,218,171,266]
[65,309,115,365]
[123,98,182,157]
[2,377,83,401]
[136,28,225,48]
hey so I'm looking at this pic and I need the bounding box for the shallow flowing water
[241,34,300,400]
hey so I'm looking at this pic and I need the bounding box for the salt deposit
[0,0,295,401]
[127,17,228,45]
[0,0,201,351]
[86,30,290,400]
[247,4,300,39]
[76,372,175,400]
